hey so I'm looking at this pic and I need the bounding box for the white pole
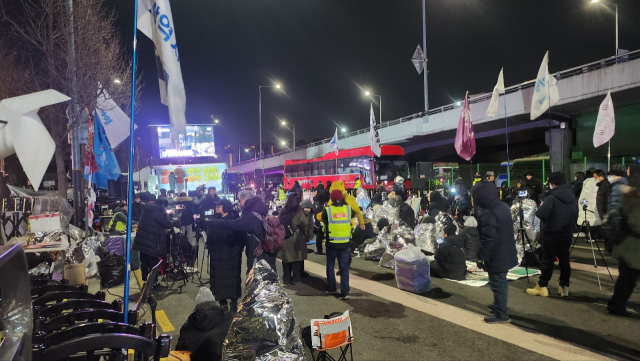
[422,0,429,114]
[608,140,611,170]
[615,4,618,56]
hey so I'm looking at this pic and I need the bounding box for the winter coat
[321,181,365,226]
[206,212,243,301]
[455,191,472,217]
[204,197,269,250]
[536,185,578,234]
[175,302,234,361]
[471,181,518,273]
[292,182,303,198]
[461,226,480,260]
[393,183,407,202]
[351,221,374,249]
[572,178,584,199]
[578,178,601,226]
[596,178,611,218]
[131,202,145,223]
[612,176,640,270]
[300,199,315,238]
[525,178,542,203]
[432,234,467,280]
[369,193,383,209]
[313,185,326,203]
[398,202,416,228]
[133,203,176,257]
[199,194,221,217]
[609,177,628,214]
[428,191,448,216]
[321,200,354,250]
[109,206,128,235]
[174,196,195,226]
[278,208,309,263]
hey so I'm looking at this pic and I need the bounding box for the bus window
[311,162,318,176]
[326,160,335,175]
[285,164,294,178]
[318,161,326,175]
[299,163,308,177]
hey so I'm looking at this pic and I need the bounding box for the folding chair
[309,313,354,361]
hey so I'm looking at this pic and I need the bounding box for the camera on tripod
[580,199,588,211]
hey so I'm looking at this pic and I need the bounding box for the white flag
[593,91,615,148]
[412,45,425,74]
[530,51,560,120]
[137,0,187,135]
[486,68,505,117]
[96,86,137,148]
[369,104,381,157]
[329,128,339,155]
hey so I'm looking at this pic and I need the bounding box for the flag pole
[608,140,611,170]
[123,0,140,324]
[504,85,511,188]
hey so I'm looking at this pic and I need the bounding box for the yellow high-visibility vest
[326,205,351,244]
[278,188,286,200]
[108,213,126,233]
[354,179,361,189]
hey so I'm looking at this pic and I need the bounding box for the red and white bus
[283,145,411,191]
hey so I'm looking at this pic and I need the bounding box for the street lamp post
[591,0,619,56]
[259,83,281,160]
[281,120,295,148]
[422,0,429,114]
[365,91,382,125]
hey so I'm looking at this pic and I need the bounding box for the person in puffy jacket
[472,180,517,324]
[461,216,480,260]
[428,190,449,216]
[278,195,308,284]
[595,169,610,218]
[430,224,467,280]
[175,296,233,361]
[527,172,578,298]
[398,197,416,228]
[203,191,273,273]
[577,168,601,228]
[608,164,628,215]
[133,199,178,281]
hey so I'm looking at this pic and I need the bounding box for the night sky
[105,0,640,157]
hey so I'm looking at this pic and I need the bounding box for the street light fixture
[280,119,295,148]
[210,115,220,124]
[259,83,283,159]
[113,78,122,84]
[590,0,619,56]
[341,128,347,133]
[364,90,382,125]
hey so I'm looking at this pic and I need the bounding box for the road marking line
[155,310,175,332]
[304,260,614,361]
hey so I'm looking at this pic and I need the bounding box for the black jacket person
[527,172,578,298]
[133,199,178,280]
[472,181,517,323]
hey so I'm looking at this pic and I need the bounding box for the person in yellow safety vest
[354,176,361,190]
[278,184,286,201]
[317,180,365,229]
[108,203,128,235]
[473,172,482,186]
[321,190,353,300]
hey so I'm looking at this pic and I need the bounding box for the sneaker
[325,290,338,294]
[607,307,631,317]
[316,251,325,255]
[339,294,351,300]
[484,316,511,324]
[558,286,570,297]
[336,270,342,276]
[525,284,549,297]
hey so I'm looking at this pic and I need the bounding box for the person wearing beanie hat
[527,171,578,299]
[321,187,356,300]
[377,217,391,230]
[461,216,480,260]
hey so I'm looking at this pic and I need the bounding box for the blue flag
[93,112,122,190]
[329,128,338,155]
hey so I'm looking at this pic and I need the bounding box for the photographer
[527,172,578,298]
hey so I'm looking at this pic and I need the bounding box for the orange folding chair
[309,313,354,361]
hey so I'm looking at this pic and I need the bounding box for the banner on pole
[454,92,476,161]
[530,51,559,120]
[137,0,187,135]
[593,91,615,148]
[96,86,137,148]
[486,68,505,118]
[93,113,122,190]
[369,104,381,157]
[412,45,425,74]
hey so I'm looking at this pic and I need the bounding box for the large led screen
[157,125,216,158]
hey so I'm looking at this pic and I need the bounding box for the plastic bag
[97,247,126,288]
[355,187,371,210]
[83,249,98,278]
[195,287,215,305]
[394,245,431,293]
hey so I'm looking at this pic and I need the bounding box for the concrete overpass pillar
[546,126,572,178]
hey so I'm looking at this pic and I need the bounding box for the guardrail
[233,49,640,168]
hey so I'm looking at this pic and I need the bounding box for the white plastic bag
[394,245,431,293]
[83,249,98,277]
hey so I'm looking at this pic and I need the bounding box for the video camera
[580,199,588,211]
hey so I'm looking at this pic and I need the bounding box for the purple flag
[454,92,476,161]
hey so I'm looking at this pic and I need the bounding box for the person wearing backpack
[203,190,276,274]
[321,190,354,300]
[278,195,309,284]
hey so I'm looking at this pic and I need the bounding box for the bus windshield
[376,155,410,181]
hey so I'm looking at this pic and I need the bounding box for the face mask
[549,184,555,189]
[607,176,615,182]
[304,209,311,215]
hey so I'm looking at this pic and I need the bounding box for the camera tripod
[515,199,537,283]
[569,207,613,290]
[192,220,210,286]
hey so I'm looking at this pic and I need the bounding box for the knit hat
[300,199,313,209]
[464,216,478,227]
[330,189,344,202]
[548,171,566,185]
[377,218,390,230]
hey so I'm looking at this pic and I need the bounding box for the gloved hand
[476,260,484,270]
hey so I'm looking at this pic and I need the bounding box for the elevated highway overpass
[231,50,640,177]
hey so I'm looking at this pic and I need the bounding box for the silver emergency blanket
[29,262,51,276]
[31,228,72,246]
[355,187,371,210]
[362,227,392,261]
[370,203,399,233]
[223,260,304,361]
[414,222,438,254]
[379,219,416,269]
[511,199,541,263]
[66,236,100,265]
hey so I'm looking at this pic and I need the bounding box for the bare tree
[0,0,141,196]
